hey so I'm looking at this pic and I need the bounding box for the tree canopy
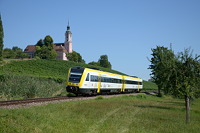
[149,46,200,123]
[3,46,28,59]
[98,55,112,69]
[35,35,57,59]
[66,51,85,63]
[88,55,112,69]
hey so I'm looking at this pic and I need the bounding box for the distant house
[24,23,73,60]
[24,45,36,58]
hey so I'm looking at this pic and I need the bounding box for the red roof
[24,45,36,53]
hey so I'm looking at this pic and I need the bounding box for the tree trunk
[185,95,190,124]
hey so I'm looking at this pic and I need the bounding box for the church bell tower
[64,22,73,53]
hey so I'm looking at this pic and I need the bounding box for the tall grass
[0,74,66,100]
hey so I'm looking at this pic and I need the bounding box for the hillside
[0,59,126,81]
[0,59,157,100]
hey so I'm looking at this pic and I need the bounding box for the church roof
[54,45,67,52]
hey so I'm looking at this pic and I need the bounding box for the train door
[97,75,101,93]
[121,77,125,92]
[85,73,91,88]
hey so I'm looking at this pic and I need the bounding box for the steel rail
[0,96,73,106]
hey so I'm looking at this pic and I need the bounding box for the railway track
[0,92,157,108]
[0,96,77,107]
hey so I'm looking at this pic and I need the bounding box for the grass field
[0,94,199,133]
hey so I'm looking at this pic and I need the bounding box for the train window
[100,76,122,84]
[69,74,82,83]
[86,73,90,81]
[91,75,98,82]
[125,80,138,85]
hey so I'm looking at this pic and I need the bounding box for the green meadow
[0,94,200,133]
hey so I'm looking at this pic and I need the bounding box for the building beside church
[24,23,73,60]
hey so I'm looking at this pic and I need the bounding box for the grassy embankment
[0,59,157,100]
[0,94,200,133]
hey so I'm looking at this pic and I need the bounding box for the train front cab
[66,67,85,94]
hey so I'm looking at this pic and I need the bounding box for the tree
[0,14,4,61]
[12,46,22,52]
[149,46,175,95]
[66,51,85,63]
[15,50,28,59]
[35,45,57,59]
[44,35,54,49]
[98,55,112,69]
[88,61,100,66]
[3,48,16,59]
[36,39,43,47]
[171,49,200,123]
[35,35,57,59]
[149,46,200,123]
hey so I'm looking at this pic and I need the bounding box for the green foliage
[149,46,200,123]
[149,46,175,92]
[0,74,65,100]
[0,14,4,61]
[35,35,57,59]
[88,61,100,66]
[2,46,28,59]
[12,46,22,52]
[66,51,85,63]
[12,46,28,59]
[44,35,54,47]
[171,49,200,99]
[98,55,112,69]
[35,45,57,59]
[36,39,43,47]
[0,60,126,80]
[88,55,112,69]
[150,47,200,98]
[3,48,16,58]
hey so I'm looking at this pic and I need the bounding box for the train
[66,66,143,95]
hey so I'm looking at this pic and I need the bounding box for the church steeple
[64,21,72,53]
[67,21,70,31]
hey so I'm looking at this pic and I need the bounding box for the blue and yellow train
[66,66,143,95]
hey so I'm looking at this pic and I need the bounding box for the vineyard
[0,59,126,81]
[0,59,157,100]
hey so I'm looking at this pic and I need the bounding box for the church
[24,23,73,60]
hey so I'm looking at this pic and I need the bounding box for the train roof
[70,66,142,80]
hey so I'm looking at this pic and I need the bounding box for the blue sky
[1,0,200,80]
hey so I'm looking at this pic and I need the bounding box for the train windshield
[68,67,84,83]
